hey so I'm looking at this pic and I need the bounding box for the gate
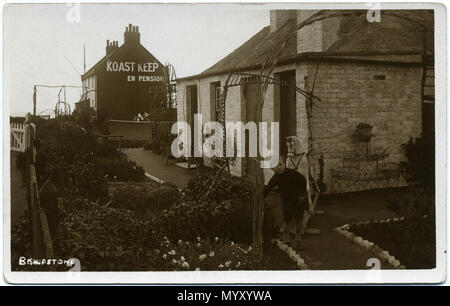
[10,117,27,152]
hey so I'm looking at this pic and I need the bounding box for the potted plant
[356,123,373,142]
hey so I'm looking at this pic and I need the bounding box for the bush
[11,217,32,271]
[392,137,436,243]
[75,107,95,135]
[387,185,435,235]
[95,155,145,182]
[156,174,278,244]
[184,174,252,203]
[143,142,152,150]
[110,183,181,216]
[15,152,26,170]
[401,137,434,187]
[121,139,146,149]
[36,141,108,200]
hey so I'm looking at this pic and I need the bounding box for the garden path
[124,148,213,187]
[266,190,401,270]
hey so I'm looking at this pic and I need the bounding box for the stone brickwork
[303,62,423,193]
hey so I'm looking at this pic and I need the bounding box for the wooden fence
[22,114,55,259]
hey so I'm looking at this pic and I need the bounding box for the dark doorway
[186,85,198,156]
[423,102,435,142]
[243,83,258,178]
[279,71,297,157]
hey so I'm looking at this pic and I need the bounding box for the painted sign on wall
[106,60,164,82]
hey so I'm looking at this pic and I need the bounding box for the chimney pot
[124,23,140,44]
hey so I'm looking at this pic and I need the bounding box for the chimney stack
[106,40,119,55]
[270,10,297,33]
[296,10,341,53]
[124,23,140,44]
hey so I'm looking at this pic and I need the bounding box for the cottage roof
[178,9,434,81]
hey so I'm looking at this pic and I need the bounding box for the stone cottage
[176,9,434,193]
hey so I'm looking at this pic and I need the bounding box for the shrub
[36,141,108,200]
[157,174,278,244]
[15,152,26,170]
[110,183,181,216]
[401,137,434,187]
[95,155,145,182]
[121,139,146,149]
[96,108,110,135]
[387,185,435,235]
[184,174,252,203]
[11,217,32,271]
[75,107,95,135]
[391,137,436,243]
[143,142,152,150]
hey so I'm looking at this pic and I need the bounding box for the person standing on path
[263,158,308,248]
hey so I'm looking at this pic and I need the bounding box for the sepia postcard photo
[2,1,446,284]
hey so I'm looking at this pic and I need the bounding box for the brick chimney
[297,10,341,53]
[124,23,140,44]
[106,40,119,55]
[270,10,297,33]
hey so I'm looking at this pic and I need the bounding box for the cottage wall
[176,61,423,193]
[303,62,423,193]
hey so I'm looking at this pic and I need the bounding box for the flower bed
[335,217,435,269]
[46,198,297,271]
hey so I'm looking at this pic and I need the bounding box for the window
[210,82,221,121]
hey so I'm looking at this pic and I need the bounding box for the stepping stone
[174,162,197,169]
[305,228,321,235]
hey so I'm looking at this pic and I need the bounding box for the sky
[4,3,271,116]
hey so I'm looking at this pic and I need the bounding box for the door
[279,71,297,157]
[186,85,198,156]
[243,83,258,178]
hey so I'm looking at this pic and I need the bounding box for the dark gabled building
[81,24,167,120]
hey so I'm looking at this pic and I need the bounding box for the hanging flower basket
[356,123,373,142]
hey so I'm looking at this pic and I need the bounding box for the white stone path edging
[334,217,406,269]
[271,239,309,270]
[145,172,164,184]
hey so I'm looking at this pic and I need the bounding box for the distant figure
[137,113,143,122]
[264,157,307,248]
